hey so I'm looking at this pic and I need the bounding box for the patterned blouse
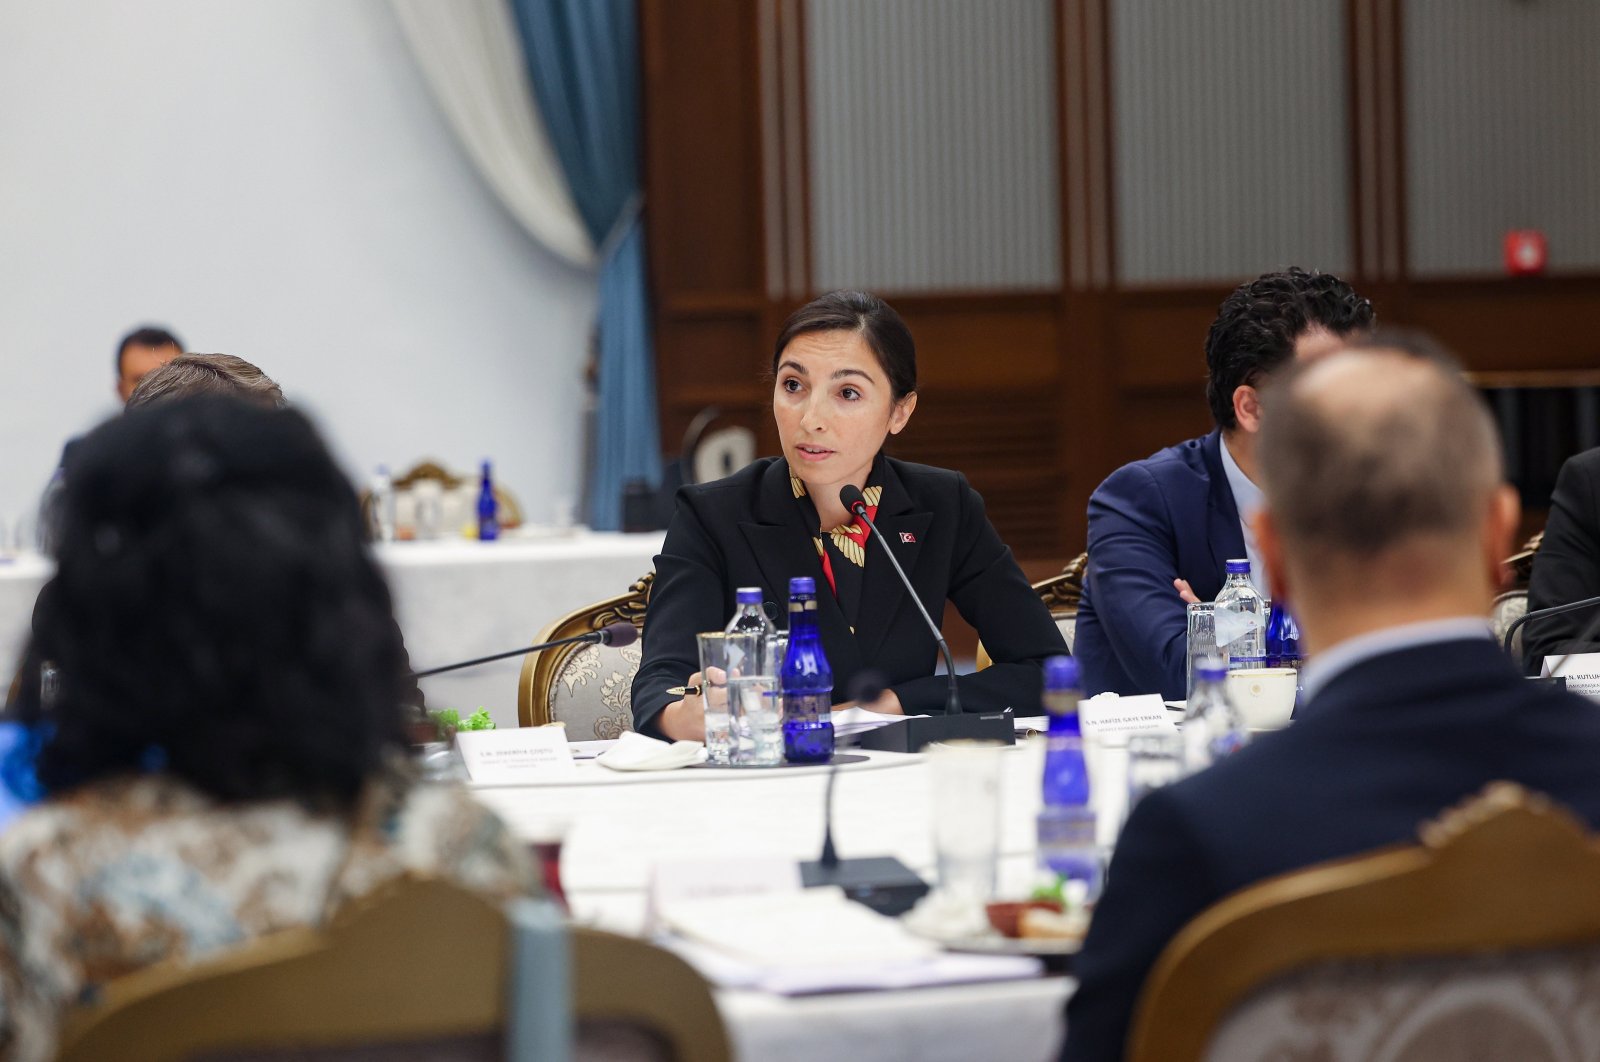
[790,470,883,632]
[0,773,539,1062]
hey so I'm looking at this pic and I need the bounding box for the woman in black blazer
[633,291,1067,740]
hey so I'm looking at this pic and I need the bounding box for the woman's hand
[658,670,706,741]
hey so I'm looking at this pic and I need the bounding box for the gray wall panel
[1406,0,1600,276]
[1112,0,1351,285]
[805,0,1059,293]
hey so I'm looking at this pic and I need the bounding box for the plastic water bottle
[477,460,499,542]
[1183,655,1249,773]
[724,588,775,636]
[780,577,834,764]
[1265,600,1303,670]
[1213,559,1266,669]
[369,466,396,542]
[1035,656,1103,903]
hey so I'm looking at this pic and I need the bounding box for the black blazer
[1062,638,1600,1062]
[631,456,1067,736]
[1525,446,1600,673]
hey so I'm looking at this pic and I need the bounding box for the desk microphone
[798,672,929,916]
[1506,595,1600,671]
[839,484,961,715]
[411,622,636,678]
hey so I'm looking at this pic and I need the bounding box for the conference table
[469,742,1075,1062]
[0,532,665,727]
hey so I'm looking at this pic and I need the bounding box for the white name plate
[1542,653,1600,701]
[648,856,801,933]
[1080,693,1178,735]
[456,727,576,784]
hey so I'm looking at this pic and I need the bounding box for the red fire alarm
[1505,230,1547,276]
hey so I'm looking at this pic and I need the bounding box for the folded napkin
[596,731,706,772]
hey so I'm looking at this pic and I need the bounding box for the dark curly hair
[1204,268,1375,430]
[20,397,409,811]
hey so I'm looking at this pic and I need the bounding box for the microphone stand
[843,491,962,715]
[412,627,625,678]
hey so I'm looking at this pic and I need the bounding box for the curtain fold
[511,0,663,531]
[390,0,594,270]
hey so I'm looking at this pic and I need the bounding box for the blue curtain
[511,0,662,531]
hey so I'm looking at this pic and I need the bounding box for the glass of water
[1185,602,1218,699]
[729,632,785,767]
[927,740,1006,903]
[696,632,738,765]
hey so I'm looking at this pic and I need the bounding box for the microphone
[411,622,636,679]
[1506,594,1600,669]
[839,484,962,715]
[797,672,929,916]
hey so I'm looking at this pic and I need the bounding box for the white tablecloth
[471,745,1072,1062]
[0,532,664,726]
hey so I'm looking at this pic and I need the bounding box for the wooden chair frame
[55,877,522,1062]
[571,926,731,1062]
[976,551,1086,670]
[1128,781,1600,1062]
[517,572,653,728]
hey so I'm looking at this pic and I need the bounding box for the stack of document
[829,706,906,738]
[659,888,1041,995]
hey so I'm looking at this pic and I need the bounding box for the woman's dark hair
[22,397,408,811]
[772,290,917,401]
[1204,267,1375,430]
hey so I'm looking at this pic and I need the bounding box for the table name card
[457,727,576,784]
[1542,653,1600,701]
[648,857,801,933]
[1080,693,1178,735]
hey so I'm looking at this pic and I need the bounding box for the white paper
[661,888,938,967]
[1079,693,1178,735]
[456,727,575,784]
[1542,652,1600,700]
[649,856,801,929]
[830,707,907,735]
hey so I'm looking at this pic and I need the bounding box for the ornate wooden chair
[1128,781,1600,1062]
[518,573,653,736]
[976,551,1086,669]
[1492,530,1544,660]
[55,876,569,1062]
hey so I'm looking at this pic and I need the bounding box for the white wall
[0,0,596,529]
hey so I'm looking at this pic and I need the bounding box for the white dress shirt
[1218,435,1269,598]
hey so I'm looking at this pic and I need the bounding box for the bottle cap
[1196,663,1229,682]
[1043,655,1078,692]
[1225,559,1251,574]
[736,587,763,605]
[789,576,816,596]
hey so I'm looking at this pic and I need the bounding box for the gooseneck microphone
[839,484,962,715]
[411,622,637,678]
[1506,595,1600,665]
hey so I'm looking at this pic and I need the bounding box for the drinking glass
[727,632,785,767]
[1185,602,1218,699]
[1127,732,1185,813]
[696,632,738,764]
[927,740,1006,903]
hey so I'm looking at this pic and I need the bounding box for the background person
[0,398,535,1062]
[1074,268,1375,699]
[1062,342,1600,1060]
[113,325,184,404]
[632,290,1066,740]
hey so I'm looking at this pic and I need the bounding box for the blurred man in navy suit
[1062,341,1600,1061]
[1075,269,1374,698]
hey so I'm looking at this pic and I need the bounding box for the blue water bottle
[1036,656,1102,902]
[477,460,499,542]
[1265,600,1302,669]
[780,576,834,764]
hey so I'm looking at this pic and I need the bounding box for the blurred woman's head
[24,397,407,811]
[770,291,918,492]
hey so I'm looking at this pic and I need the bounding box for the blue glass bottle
[1265,600,1302,669]
[780,576,834,764]
[477,460,499,542]
[1036,656,1102,901]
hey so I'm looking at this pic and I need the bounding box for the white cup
[1224,668,1298,730]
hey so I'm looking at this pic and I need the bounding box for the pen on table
[666,684,702,698]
